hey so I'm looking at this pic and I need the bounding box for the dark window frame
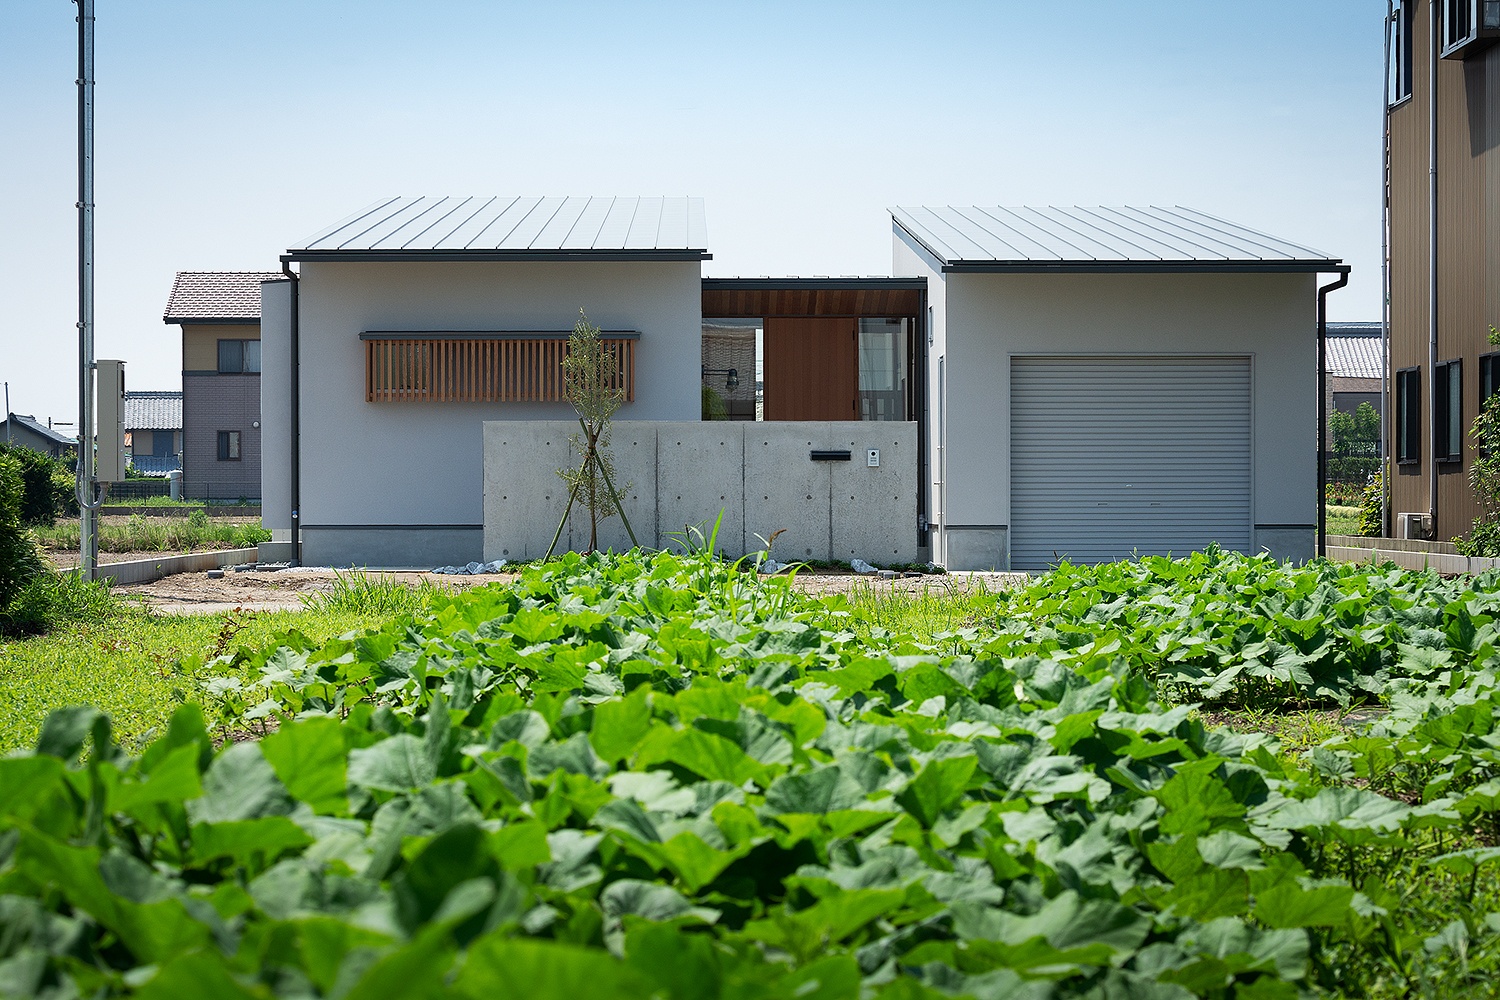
[216,430,242,462]
[216,338,261,374]
[1480,352,1500,405]
[1436,358,1464,463]
[1396,366,1421,464]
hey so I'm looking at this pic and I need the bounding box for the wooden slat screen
[365,337,635,403]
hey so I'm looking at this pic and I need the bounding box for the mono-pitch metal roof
[163,271,281,324]
[286,196,711,262]
[891,205,1341,272]
[123,391,182,431]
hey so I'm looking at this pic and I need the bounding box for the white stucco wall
[283,259,700,564]
[259,279,292,543]
[893,231,948,562]
[940,270,1317,567]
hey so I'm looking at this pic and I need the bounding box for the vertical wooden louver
[364,334,636,403]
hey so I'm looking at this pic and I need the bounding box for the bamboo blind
[365,337,635,403]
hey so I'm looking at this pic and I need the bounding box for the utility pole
[4,382,10,444]
[76,0,101,580]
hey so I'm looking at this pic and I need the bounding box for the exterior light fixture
[726,368,739,390]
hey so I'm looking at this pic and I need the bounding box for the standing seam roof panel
[687,199,708,250]
[474,197,544,250]
[983,207,1118,260]
[498,196,570,250]
[289,196,709,254]
[925,207,1038,260]
[1112,207,1269,260]
[559,197,617,250]
[346,197,447,250]
[656,198,689,253]
[532,197,594,249]
[296,197,404,251]
[900,207,1001,263]
[624,196,665,250]
[1038,206,1196,260]
[431,197,513,249]
[948,207,1053,260]
[1072,207,1216,260]
[594,199,639,250]
[1154,206,1325,260]
[390,197,477,250]
[890,204,1337,265]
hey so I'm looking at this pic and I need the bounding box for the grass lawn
[33,514,270,554]
[1325,503,1363,535]
[0,604,386,756]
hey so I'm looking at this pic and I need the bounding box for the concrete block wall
[484,420,919,563]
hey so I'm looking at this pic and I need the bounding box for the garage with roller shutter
[891,205,1348,571]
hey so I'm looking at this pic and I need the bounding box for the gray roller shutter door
[1010,356,1252,570]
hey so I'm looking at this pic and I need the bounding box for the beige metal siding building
[1386,0,1500,539]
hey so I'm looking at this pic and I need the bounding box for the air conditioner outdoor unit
[1398,512,1433,540]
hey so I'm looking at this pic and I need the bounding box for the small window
[1396,367,1421,464]
[151,432,174,458]
[1441,0,1500,58]
[1481,353,1500,406]
[1389,0,1414,103]
[1445,0,1475,53]
[217,339,261,374]
[217,430,241,461]
[1436,359,1463,463]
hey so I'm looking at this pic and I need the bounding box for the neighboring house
[259,196,1341,570]
[163,271,280,500]
[1325,322,1385,447]
[0,414,76,460]
[123,390,182,477]
[1384,0,1500,538]
[892,205,1341,570]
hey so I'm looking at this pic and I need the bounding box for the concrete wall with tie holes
[483,421,919,563]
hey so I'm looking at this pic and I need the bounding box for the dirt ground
[113,565,1026,615]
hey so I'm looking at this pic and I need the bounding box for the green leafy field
[6,550,1500,997]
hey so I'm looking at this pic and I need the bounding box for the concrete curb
[1327,535,1500,575]
[96,548,259,586]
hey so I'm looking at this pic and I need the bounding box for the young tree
[549,309,636,555]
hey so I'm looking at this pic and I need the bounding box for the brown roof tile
[163,271,283,323]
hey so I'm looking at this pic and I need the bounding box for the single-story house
[123,390,182,477]
[163,271,280,500]
[260,197,1344,570]
[891,205,1341,570]
[1,414,77,460]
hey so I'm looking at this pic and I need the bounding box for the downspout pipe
[1429,0,1440,532]
[1318,266,1352,559]
[281,258,300,565]
[1381,0,1393,537]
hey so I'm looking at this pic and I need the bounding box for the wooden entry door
[762,317,857,420]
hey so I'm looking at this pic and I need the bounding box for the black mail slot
[810,450,852,461]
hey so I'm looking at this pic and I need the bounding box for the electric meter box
[96,359,126,483]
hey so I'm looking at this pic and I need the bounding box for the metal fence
[105,480,170,500]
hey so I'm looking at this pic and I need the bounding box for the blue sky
[1,1,1384,421]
